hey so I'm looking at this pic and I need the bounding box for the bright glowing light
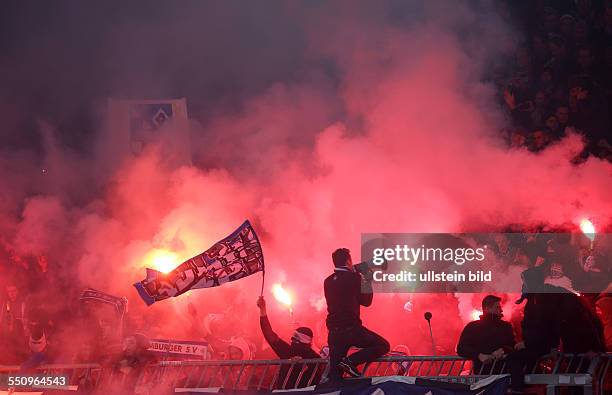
[579,218,596,241]
[471,310,482,321]
[144,249,180,273]
[272,283,293,307]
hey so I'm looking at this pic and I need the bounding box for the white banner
[147,339,210,359]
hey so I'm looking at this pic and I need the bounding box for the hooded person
[256,296,322,388]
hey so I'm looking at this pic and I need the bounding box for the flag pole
[260,268,265,297]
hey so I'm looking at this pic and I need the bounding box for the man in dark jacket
[508,267,563,392]
[457,295,515,374]
[256,296,321,388]
[324,248,389,382]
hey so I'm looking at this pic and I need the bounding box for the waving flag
[79,288,128,316]
[134,220,264,305]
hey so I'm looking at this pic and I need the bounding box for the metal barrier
[1,353,610,394]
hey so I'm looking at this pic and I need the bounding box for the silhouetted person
[257,296,321,388]
[507,267,563,393]
[0,284,27,364]
[596,284,612,351]
[324,248,389,382]
[558,292,605,354]
[457,295,515,374]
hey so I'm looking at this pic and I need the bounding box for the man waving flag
[134,220,264,305]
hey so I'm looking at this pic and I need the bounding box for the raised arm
[257,297,291,358]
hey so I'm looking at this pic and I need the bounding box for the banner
[79,288,128,316]
[134,220,264,305]
[147,339,210,359]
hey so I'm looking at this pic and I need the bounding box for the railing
[1,353,610,394]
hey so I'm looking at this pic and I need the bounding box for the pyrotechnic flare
[272,283,293,315]
[144,248,180,273]
[579,218,596,255]
[134,220,264,306]
[579,218,596,242]
[471,309,482,321]
[579,218,599,273]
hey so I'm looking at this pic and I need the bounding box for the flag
[79,288,128,316]
[134,220,264,305]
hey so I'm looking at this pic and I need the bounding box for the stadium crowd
[496,0,612,159]
[1,232,610,376]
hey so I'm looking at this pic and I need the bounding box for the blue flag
[134,220,264,305]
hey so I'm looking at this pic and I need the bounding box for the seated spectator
[257,296,322,388]
[575,46,596,75]
[544,114,561,138]
[528,130,552,152]
[509,130,527,149]
[542,7,560,35]
[530,90,551,129]
[457,295,515,374]
[547,35,570,79]
[595,7,612,45]
[555,104,572,132]
[559,14,575,41]
[573,19,591,48]
[575,0,596,25]
[569,76,610,152]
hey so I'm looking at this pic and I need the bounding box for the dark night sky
[0,1,519,152]
[0,1,319,150]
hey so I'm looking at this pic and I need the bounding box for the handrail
[0,353,609,393]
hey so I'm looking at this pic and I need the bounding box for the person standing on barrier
[507,267,562,393]
[457,295,516,374]
[324,248,390,382]
[256,296,321,388]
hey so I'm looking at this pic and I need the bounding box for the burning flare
[471,309,482,321]
[272,283,293,307]
[145,248,180,273]
[579,218,596,241]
